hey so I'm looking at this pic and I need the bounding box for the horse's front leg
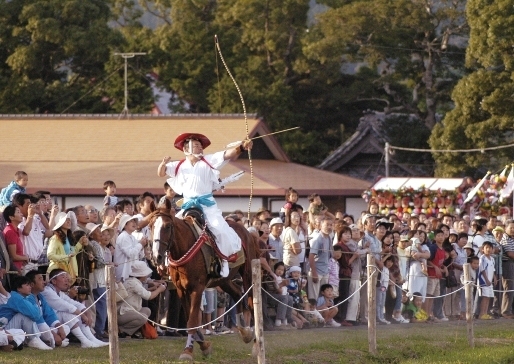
[185,289,212,358]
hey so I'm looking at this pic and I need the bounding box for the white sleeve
[165,161,180,178]
[41,288,83,314]
[117,234,143,260]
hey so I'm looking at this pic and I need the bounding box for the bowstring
[214,35,253,220]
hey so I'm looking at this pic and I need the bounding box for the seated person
[40,269,107,348]
[402,292,428,323]
[117,261,166,338]
[0,275,52,350]
[316,284,340,327]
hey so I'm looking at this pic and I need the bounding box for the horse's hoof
[199,341,212,356]
[237,326,254,344]
[179,347,193,362]
[251,341,258,357]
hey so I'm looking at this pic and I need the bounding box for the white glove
[37,323,55,348]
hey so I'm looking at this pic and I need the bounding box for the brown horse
[150,206,260,361]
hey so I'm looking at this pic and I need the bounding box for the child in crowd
[328,246,342,298]
[303,299,325,327]
[273,261,293,327]
[0,171,28,207]
[308,193,334,221]
[316,284,340,327]
[478,241,496,320]
[280,187,300,222]
[409,237,427,276]
[287,266,305,308]
[377,255,394,325]
[103,180,118,207]
[403,292,429,323]
[368,201,379,215]
[158,182,181,212]
[460,255,480,316]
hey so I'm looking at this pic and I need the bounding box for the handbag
[446,269,459,288]
[141,321,158,339]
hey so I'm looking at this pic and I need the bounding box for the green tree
[429,0,514,177]
[307,0,468,130]
[0,0,153,113]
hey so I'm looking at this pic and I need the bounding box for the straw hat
[129,261,153,278]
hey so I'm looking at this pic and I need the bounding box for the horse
[150,206,261,362]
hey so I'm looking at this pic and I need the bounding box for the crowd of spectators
[0,171,511,352]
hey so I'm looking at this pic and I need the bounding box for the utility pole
[114,52,146,119]
[384,142,390,177]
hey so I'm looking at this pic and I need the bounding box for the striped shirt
[500,234,514,261]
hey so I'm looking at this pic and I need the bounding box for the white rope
[24,290,108,337]
[262,275,371,313]
[116,283,254,331]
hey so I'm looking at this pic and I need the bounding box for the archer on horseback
[157,133,253,277]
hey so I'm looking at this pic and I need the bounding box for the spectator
[87,223,113,340]
[0,171,28,207]
[114,214,147,282]
[41,269,107,348]
[117,261,166,338]
[282,210,306,271]
[425,229,447,321]
[158,182,181,212]
[279,187,300,222]
[343,224,367,326]
[478,241,496,320]
[19,195,53,274]
[500,219,514,319]
[307,217,333,300]
[2,205,29,271]
[255,207,271,222]
[406,237,430,310]
[47,212,77,282]
[103,180,118,208]
[72,206,90,233]
[316,284,339,327]
[85,205,101,225]
[268,218,284,265]
[0,275,50,350]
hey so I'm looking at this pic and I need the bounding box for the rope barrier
[23,289,108,337]
[115,283,254,332]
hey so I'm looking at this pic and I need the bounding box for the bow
[215,35,253,218]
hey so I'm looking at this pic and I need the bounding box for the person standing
[307,217,333,300]
[500,220,514,319]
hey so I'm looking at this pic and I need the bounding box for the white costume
[164,151,241,259]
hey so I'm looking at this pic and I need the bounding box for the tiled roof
[0,114,368,196]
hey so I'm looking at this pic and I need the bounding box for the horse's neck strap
[174,157,216,176]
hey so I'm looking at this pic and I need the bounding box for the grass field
[3,318,514,363]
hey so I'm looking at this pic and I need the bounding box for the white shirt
[18,215,46,261]
[114,231,144,281]
[165,151,228,198]
[408,244,430,278]
[41,285,86,314]
[131,213,151,241]
[282,227,300,267]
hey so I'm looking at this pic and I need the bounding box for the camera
[77,287,90,295]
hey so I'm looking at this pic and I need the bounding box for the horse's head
[150,209,174,265]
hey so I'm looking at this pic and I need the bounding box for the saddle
[182,208,244,278]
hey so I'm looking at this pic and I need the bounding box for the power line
[389,142,514,153]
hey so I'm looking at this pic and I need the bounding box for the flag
[500,165,514,199]
[464,171,491,204]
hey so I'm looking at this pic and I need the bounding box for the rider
[157,133,252,277]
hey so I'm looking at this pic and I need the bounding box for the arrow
[225,126,300,148]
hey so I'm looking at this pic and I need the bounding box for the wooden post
[463,263,474,347]
[251,259,266,364]
[106,265,120,364]
[367,254,377,354]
